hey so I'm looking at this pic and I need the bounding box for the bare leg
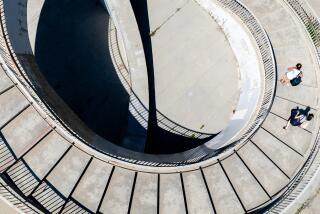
[280,75,289,85]
[283,119,291,129]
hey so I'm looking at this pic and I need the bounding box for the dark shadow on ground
[35,0,130,144]
[129,0,157,153]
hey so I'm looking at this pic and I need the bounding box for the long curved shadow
[35,0,130,145]
[129,0,157,152]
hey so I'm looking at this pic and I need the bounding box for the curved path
[0,0,319,213]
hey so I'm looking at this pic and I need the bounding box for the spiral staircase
[0,0,319,213]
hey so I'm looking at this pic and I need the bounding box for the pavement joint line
[180,173,189,214]
[200,167,217,214]
[250,139,291,180]
[0,103,31,131]
[58,156,93,214]
[27,145,73,197]
[149,0,190,37]
[275,95,319,110]
[268,111,313,134]
[127,171,137,214]
[235,151,272,200]
[0,83,14,96]
[96,166,115,214]
[260,127,304,157]
[217,159,247,213]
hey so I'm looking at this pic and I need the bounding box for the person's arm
[294,111,301,119]
[288,66,296,71]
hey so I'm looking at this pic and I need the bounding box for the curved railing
[0,0,275,167]
[262,1,320,213]
[193,0,277,161]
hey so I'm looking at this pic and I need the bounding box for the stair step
[1,106,51,158]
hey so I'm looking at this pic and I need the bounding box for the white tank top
[286,69,301,80]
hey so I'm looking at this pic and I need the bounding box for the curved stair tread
[220,153,270,211]
[1,106,52,158]
[23,131,71,179]
[130,172,158,214]
[99,167,135,214]
[240,0,319,88]
[237,142,290,196]
[202,164,245,214]
[251,128,304,177]
[270,97,316,132]
[0,87,29,129]
[182,170,214,214]
[46,147,91,198]
[71,159,113,213]
[159,173,186,214]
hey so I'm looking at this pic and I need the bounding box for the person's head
[296,63,302,70]
[307,113,314,121]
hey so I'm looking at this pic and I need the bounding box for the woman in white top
[280,63,303,86]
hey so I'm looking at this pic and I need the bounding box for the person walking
[283,106,314,130]
[280,63,303,86]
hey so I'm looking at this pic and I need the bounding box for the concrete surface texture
[307,0,320,18]
[149,0,240,133]
[0,197,19,214]
[0,0,320,213]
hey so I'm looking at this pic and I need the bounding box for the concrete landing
[149,0,239,133]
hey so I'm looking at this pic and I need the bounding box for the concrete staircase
[0,0,319,213]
